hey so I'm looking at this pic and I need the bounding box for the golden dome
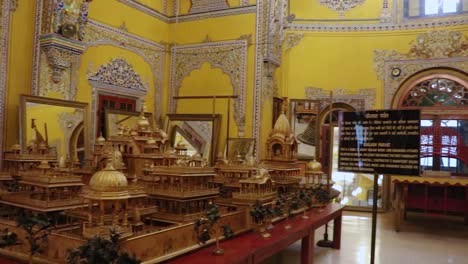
[272,113,292,136]
[306,159,322,173]
[96,134,106,145]
[89,163,128,192]
[137,115,150,129]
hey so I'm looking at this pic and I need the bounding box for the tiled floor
[263,211,468,264]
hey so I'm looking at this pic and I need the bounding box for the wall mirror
[289,99,320,159]
[105,108,153,137]
[225,138,255,162]
[20,95,90,166]
[165,114,221,166]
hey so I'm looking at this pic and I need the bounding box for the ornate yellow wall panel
[169,13,256,152]
[88,0,169,42]
[5,2,36,149]
[177,62,234,149]
[76,45,156,131]
[283,26,468,110]
[290,0,383,21]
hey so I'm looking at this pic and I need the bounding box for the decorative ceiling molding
[169,39,248,132]
[189,0,229,14]
[88,58,147,93]
[318,0,366,17]
[169,5,257,23]
[118,0,256,23]
[118,0,169,22]
[373,30,468,108]
[305,87,375,110]
[0,0,12,167]
[288,16,468,32]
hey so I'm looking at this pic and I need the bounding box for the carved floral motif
[88,58,147,92]
[169,40,248,129]
[189,0,229,14]
[318,0,366,17]
[374,30,468,80]
[305,87,375,110]
[373,30,468,108]
[284,33,304,51]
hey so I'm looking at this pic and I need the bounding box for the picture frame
[225,138,255,162]
[289,99,320,159]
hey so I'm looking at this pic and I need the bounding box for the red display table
[167,203,344,264]
[392,175,468,231]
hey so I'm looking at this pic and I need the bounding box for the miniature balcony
[2,193,84,209]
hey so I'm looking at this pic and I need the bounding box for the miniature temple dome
[306,159,322,173]
[272,113,292,136]
[137,115,150,129]
[89,162,128,192]
[96,134,106,145]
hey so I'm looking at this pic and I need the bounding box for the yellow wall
[5,2,36,149]
[170,13,257,153]
[282,26,468,109]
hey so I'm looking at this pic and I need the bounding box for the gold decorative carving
[305,87,375,110]
[374,30,468,80]
[318,0,366,17]
[373,30,468,108]
[284,33,304,51]
[39,34,84,86]
[82,21,165,120]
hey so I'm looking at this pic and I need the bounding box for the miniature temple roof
[87,162,129,200]
[272,113,292,136]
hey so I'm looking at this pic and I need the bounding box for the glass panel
[442,0,459,12]
[408,0,421,16]
[464,0,468,11]
[331,127,382,208]
[425,0,439,15]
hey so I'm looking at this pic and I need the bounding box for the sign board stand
[337,109,421,264]
[370,173,378,264]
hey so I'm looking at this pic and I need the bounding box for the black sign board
[338,110,420,176]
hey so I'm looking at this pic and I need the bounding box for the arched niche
[177,62,234,156]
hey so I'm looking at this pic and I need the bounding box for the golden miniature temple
[1,1,466,263]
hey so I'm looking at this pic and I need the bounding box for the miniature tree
[67,229,141,264]
[250,202,274,238]
[284,192,301,229]
[17,210,52,264]
[194,203,233,255]
[298,190,312,219]
[0,228,20,248]
[313,184,331,205]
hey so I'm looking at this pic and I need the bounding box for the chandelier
[319,0,366,17]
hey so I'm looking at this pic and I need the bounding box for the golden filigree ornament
[319,0,366,17]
